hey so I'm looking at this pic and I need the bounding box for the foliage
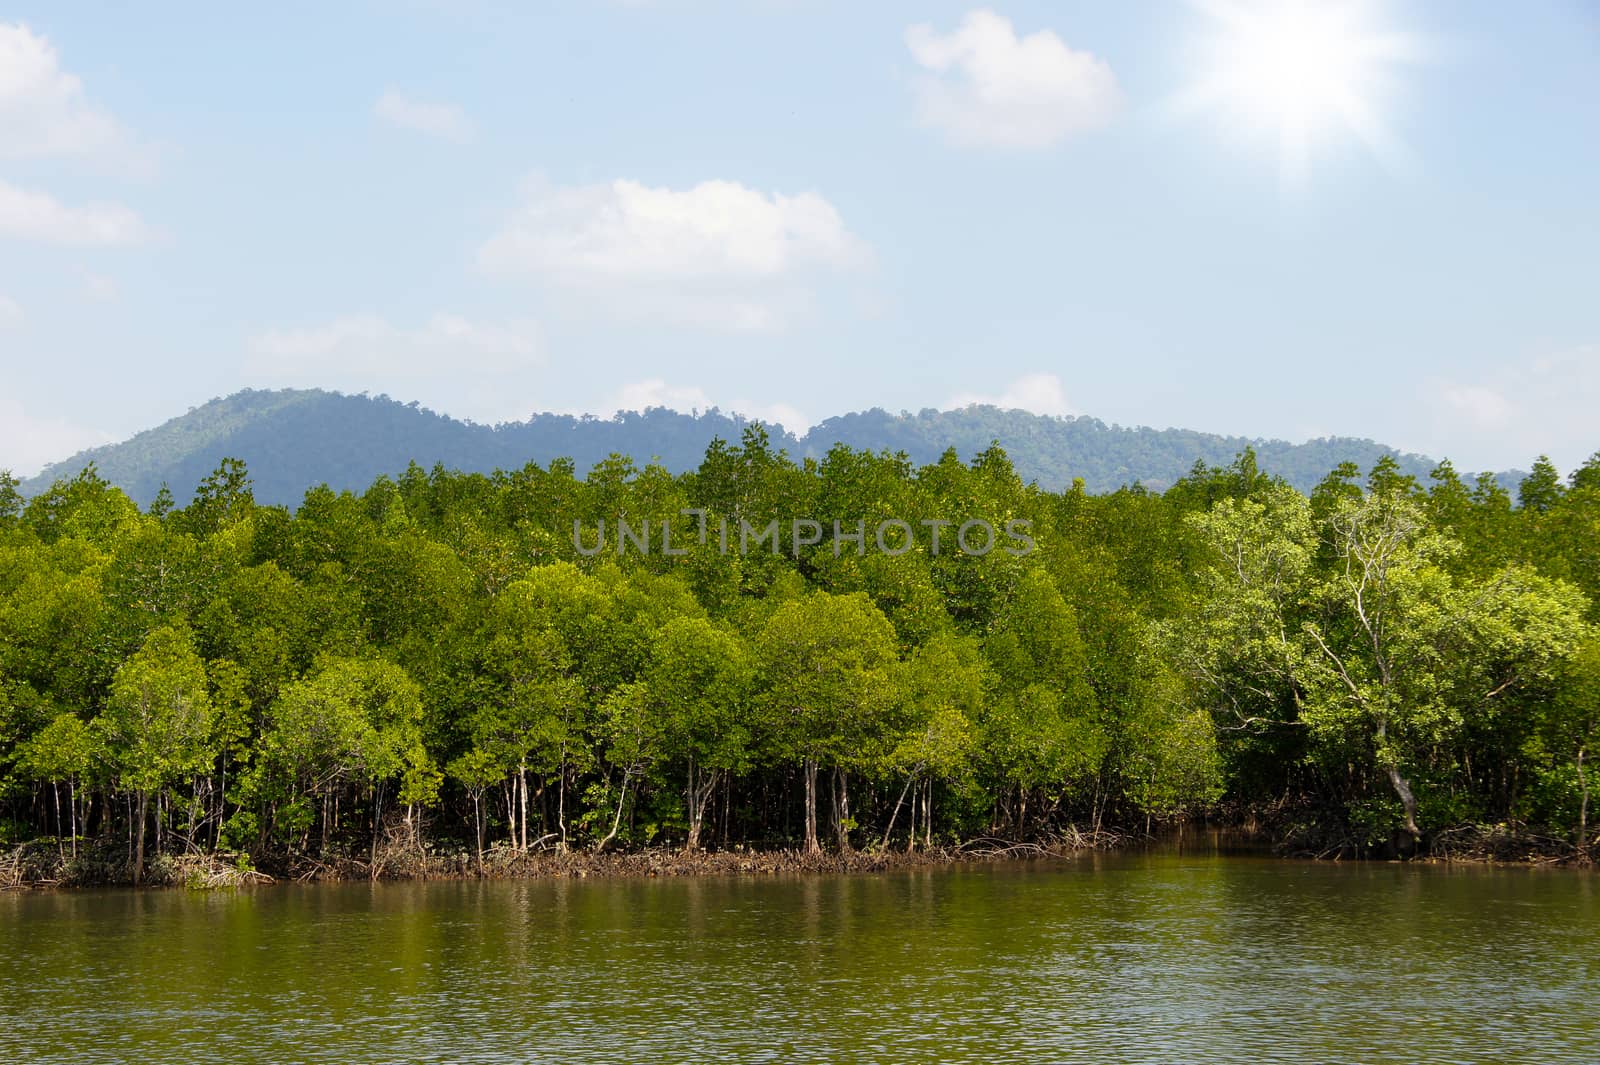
[0,441,1594,869]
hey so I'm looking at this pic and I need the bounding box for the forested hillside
[1,438,1596,885]
[20,388,1492,507]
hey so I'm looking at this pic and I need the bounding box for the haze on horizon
[1,1,1597,480]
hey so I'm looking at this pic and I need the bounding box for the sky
[1,0,1597,479]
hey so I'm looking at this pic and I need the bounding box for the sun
[1177,0,1428,190]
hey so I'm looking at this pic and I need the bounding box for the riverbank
[6,819,1592,891]
[1234,802,1595,865]
[0,832,1126,890]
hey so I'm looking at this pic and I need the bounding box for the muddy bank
[10,818,1588,891]
[1179,804,1594,865]
[1,834,1123,890]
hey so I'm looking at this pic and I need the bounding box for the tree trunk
[882,773,915,852]
[802,758,820,854]
[685,761,717,852]
[474,791,487,871]
[216,759,227,851]
[1386,764,1421,840]
[685,756,700,852]
[133,790,149,886]
[370,781,385,877]
[907,776,918,853]
[1374,718,1421,841]
[923,778,933,850]
[596,771,630,853]
[53,783,63,858]
[1577,745,1590,858]
[69,780,78,859]
[518,762,530,853]
[186,777,201,854]
[557,763,568,852]
[834,768,852,852]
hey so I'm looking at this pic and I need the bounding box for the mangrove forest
[2,432,1598,884]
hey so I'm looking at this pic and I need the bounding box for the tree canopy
[1,438,1595,879]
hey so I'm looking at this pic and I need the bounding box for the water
[2,852,1596,1063]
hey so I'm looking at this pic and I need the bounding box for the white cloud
[735,400,810,434]
[374,90,474,142]
[0,22,145,169]
[905,9,1122,149]
[1438,384,1513,429]
[0,28,151,251]
[605,379,811,434]
[478,176,869,331]
[0,295,21,327]
[0,179,150,245]
[1419,345,1600,472]
[0,396,116,479]
[614,379,715,414]
[481,178,864,280]
[949,372,1074,417]
[248,312,543,423]
[251,312,539,371]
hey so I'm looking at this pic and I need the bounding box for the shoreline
[4,825,1595,892]
[0,838,1106,892]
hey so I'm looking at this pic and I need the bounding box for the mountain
[18,388,1516,507]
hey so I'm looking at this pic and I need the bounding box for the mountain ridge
[17,388,1523,507]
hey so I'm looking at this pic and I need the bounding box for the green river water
[2,851,1596,1063]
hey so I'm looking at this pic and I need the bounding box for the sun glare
[1179,0,1428,190]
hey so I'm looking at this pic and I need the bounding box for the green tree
[98,625,215,883]
[181,457,256,537]
[758,591,901,852]
[23,466,141,547]
[1180,484,1315,735]
[1546,639,1600,855]
[886,632,983,850]
[0,470,21,526]
[983,569,1108,830]
[447,746,501,871]
[1301,492,1586,840]
[259,656,429,862]
[472,564,603,850]
[1519,456,1564,515]
[15,712,96,857]
[645,616,755,850]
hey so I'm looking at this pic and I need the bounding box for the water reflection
[1,854,1596,1063]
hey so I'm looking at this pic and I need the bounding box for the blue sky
[1,0,1597,478]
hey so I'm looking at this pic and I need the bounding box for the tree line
[1,430,1597,881]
